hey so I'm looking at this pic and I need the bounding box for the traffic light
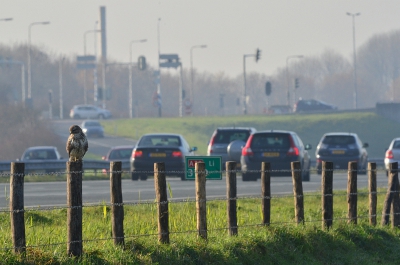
[138,56,147,70]
[295,78,299,89]
[265,81,272,96]
[255,48,261,62]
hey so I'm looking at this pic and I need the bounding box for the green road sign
[185,156,222,180]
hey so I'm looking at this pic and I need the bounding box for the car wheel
[179,173,186,181]
[140,175,148,181]
[131,172,139,181]
[302,167,310,182]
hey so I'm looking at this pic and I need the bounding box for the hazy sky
[1,0,399,78]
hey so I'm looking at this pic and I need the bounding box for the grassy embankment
[102,111,400,161]
[1,188,400,264]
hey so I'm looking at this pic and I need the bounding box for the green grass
[101,111,400,161]
[1,188,400,264]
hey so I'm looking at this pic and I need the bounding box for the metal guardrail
[0,160,131,173]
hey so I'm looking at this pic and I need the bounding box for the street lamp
[190,44,207,114]
[347,12,360,109]
[129,39,147,118]
[27,21,50,101]
[286,55,303,107]
[156,18,162,117]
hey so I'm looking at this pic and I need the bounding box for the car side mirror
[363,143,369,148]
[305,144,312,150]
[191,147,198,152]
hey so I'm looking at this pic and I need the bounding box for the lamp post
[347,12,360,109]
[59,57,65,119]
[190,44,207,115]
[27,21,50,101]
[129,39,147,118]
[83,29,101,104]
[157,18,162,117]
[286,55,303,107]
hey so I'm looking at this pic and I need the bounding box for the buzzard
[66,125,88,162]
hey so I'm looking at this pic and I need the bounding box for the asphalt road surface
[0,172,389,209]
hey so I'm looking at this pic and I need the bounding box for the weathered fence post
[196,162,207,239]
[322,161,333,230]
[110,161,124,246]
[154,162,169,244]
[368,162,377,226]
[391,163,400,228]
[226,161,237,236]
[261,162,271,226]
[347,161,357,224]
[10,162,25,254]
[67,161,83,257]
[291,161,304,225]
[381,162,398,226]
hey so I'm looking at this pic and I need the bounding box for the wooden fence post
[154,162,169,244]
[291,161,304,225]
[261,162,271,226]
[391,162,400,228]
[67,161,83,257]
[368,162,377,226]
[196,162,207,239]
[322,161,333,230]
[347,161,357,225]
[381,162,398,226]
[226,161,237,236]
[10,162,25,254]
[110,161,124,246]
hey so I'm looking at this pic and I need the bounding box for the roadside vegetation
[1,188,400,264]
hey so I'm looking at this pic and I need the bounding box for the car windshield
[109,149,132,159]
[250,133,290,148]
[322,135,355,145]
[214,130,250,144]
[138,136,181,147]
[24,149,57,160]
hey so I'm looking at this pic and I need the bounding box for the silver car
[69,104,112,119]
[384,137,400,176]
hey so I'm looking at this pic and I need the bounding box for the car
[69,104,112,119]
[294,99,338,113]
[315,132,369,174]
[81,120,104,138]
[384,137,400,176]
[207,127,256,169]
[130,133,197,181]
[240,130,312,181]
[102,145,134,174]
[20,146,63,161]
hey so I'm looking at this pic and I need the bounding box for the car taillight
[172,151,182,157]
[207,134,216,153]
[386,150,394,159]
[287,136,299,156]
[132,150,143,158]
[242,135,254,156]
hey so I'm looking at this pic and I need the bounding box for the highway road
[0,172,389,209]
[0,119,382,209]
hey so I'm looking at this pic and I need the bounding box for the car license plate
[263,152,279,157]
[149,153,166,157]
[332,150,345,154]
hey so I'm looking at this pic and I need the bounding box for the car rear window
[214,130,250,144]
[393,141,400,149]
[322,135,355,145]
[109,149,132,159]
[138,136,181,147]
[250,133,290,149]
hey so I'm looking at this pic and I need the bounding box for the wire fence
[2,160,399,257]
